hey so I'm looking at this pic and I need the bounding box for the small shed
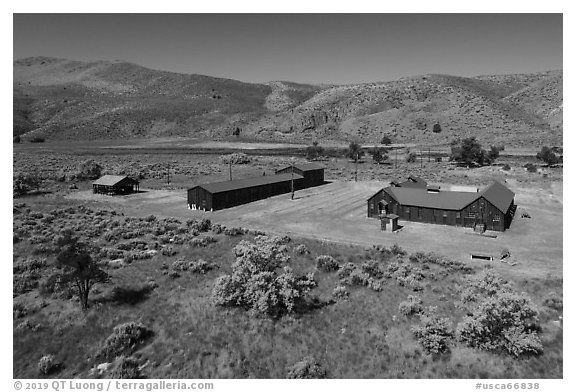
[380,213,399,231]
[92,175,139,195]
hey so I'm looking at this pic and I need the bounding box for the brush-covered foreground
[13,196,563,379]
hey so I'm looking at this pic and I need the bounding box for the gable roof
[479,181,515,213]
[383,180,515,213]
[191,173,304,194]
[276,163,325,173]
[384,186,479,210]
[93,175,138,186]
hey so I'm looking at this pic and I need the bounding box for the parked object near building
[92,175,139,195]
[380,214,400,231]
[368,176,515,232]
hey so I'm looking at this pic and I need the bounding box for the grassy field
[13,146,563,379]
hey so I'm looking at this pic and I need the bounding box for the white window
[468,212,476,218]
[494,214,501,221]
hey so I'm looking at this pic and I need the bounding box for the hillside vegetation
[14,57,562,146]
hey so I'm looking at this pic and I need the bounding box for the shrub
[316,255,339,272]
[460,270,512,304]
[13,172,41,196]
[78,160,102,180]
[98,322,154,360]
[525,163,537,173]
[294,244,310,255]
[211,223,224,234]
[399,295,424,316]
[186,218,212,232]
[456,291,542,357]
[381,135,392,145]
[224,227,245,236]
[161,246,177,257]
[30,136,45,143]
[306,141,325,160]
[502,164,511,171]
[406,152,417,163]
[14,135,21,143]
[38,354,61,375]
[109,356,142,379]
[543,292,563,311]
[536,146,560,166]
[389,244,407,256]
[432,123,442,133]
[411,308,453,354]
[212,236,317,317]
[332,285,350,301]
[286,356,327,379]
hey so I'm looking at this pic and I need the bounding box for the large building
[275,163,325,189]
[367,177,515,232]
[187,173,305,211]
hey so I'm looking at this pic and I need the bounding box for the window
[468,212,476,218]
[405,207,410,214]
[417,208,422,217]
[494,214,500,221]
[456,212,461,219]
[443,211,448,217]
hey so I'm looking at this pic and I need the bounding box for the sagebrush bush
[399,295,424,316]
[212,236,317,317]
[460,269,512,304]
[109,356,142,379]
[161,246,177,257]
[286,356,327,379]
[315,255,339,272]
[38,354,61,375]
[543,292,563,311]
[294,244,310,255]
[389,244,407,256]
[456,291,542,357]
[411,308,453,354]
[219,152,251,165]
[186,218,212,232]
[98,322,154,360]
[332,285,350,301]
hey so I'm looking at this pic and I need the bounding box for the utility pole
[420,149,423,168]
[229,160,232,181]
[354,152,359,182]
[395,148,398,169]
[290,158,295,200]
[428,147,431,162]
[167,166,170,185]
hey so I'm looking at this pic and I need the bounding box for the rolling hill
[13,57,562,147]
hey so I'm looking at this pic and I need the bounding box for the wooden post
[355,152,358,182]
[291,158,295,200]
[229,160,232,181]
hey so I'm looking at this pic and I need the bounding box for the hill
[13,57,562,147]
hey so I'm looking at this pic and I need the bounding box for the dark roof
[384,186,479,210]
[191,173,304,194]
[93,175,138,186]
[383,180,514,213]
[276,163,325,173]
[479,181,515,213]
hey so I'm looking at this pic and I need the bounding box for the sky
[13,14,563,85]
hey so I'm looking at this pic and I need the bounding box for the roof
[390,175,428,189]
[383,180,514,213]
[384,186,480,210]
[479,181,515,213]
[191,173,304,194]
[276,163,325,173]
[93,175,138,186]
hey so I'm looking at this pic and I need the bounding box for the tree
[450,137,499,167]
[432,123,442,133]
[13,135,21,143]
[347,142,363,161]
[79,160,103,180]
[370,146,388,164]
[406,152,417,163]
[381,135,393,145]
[232,127,241,137]
[536,146,560,166]
[54,230,109,310]
[306,141,324,161]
